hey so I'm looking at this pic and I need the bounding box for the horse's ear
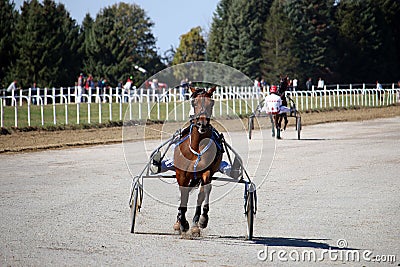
[190,87,197,93]
[207,86,217,96]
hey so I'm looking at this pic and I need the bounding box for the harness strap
[189,124,214,181]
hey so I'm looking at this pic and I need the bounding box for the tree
[86,3,163,86]
[334,0,388,82]
[172,26,206,64]
[161,45,176,67]
[283,0,335,82]
[206,0,232,62]
[55,1,82,86]
[171,27,207,81]
[262,0,300,84]
[0,0,17,85]
[81,13,96,78]
[210,0,272,79]
[10,0,80,87]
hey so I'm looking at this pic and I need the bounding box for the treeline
[206,0,400,86]
[1,0,399,90]
[0,0,164,88]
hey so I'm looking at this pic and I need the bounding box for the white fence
[1,84,399,128]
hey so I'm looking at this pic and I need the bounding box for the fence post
[319,90,323,108]
[128,99,132,121]
[98,100,102,124]
[65,98,68,125]
[166,95,169,121]
[19,89,22,106]
[44,88,48,105]
[109,101,112,121]
[0,98,3,127]
[53,96,56,125]
[147,90,151,119]
[239,87,243,115]
[231,87,236,115]
[157,98,160,120]
[174,95,177,121]
[219,94,223,117]
[14,105,18,127]
[40,99,44,126]
[88,102,91,124]
[139,100,142,120]
[119,97,123,121]
[77,103,80,124]
[182,98,185,121]
[305,92,309,110]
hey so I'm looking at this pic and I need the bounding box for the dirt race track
[0,117,399,266]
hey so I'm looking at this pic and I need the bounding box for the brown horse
[173,86,222,234]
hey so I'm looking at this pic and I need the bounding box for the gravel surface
[0,117,399,266]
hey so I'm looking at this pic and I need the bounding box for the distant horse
[173,86,222,235]
[276,76,290,132]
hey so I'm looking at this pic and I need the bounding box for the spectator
[151,79,158,89]
[397,80,400,103]
[288,79,293,91]
[97,77,108,103]
[254,77,261,97]
[376,80,384,102]
[317,77,324,90]
[6,80,17,106]
[260,78,267,92]
[101,78,108,103]
[76,73,84,103]
[180,78,190,100]
[376,80,383,90]
[83,76,90,103]
[31,82,38,105]
[306,77,312,91]
[292,78,298,91]
[123,77,132,102]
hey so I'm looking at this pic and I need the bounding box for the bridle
[191,90,214,133]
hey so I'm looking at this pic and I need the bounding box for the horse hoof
[173,221,181,231]
[199,214,209,229]
[191,225,201,237]
[180,220,190,232]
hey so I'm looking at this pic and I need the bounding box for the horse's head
[190,86,216,134]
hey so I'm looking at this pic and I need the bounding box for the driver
[262,85,291,114]
[262,85,291,139]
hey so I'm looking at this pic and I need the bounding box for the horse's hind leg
[283,114,288,131]
[275,115,282,139]
[199,183,212,229]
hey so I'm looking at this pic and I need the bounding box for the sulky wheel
[246,190,255,240]
[296,116,301,140]
[130,184,141,233]
[248,116,254,140]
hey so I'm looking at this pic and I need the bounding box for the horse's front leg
[193,186,205,225]
[191,185,205,236]
[174,180,190,232]
[199,180,212,229]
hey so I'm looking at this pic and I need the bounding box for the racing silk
[263,93,282,114]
